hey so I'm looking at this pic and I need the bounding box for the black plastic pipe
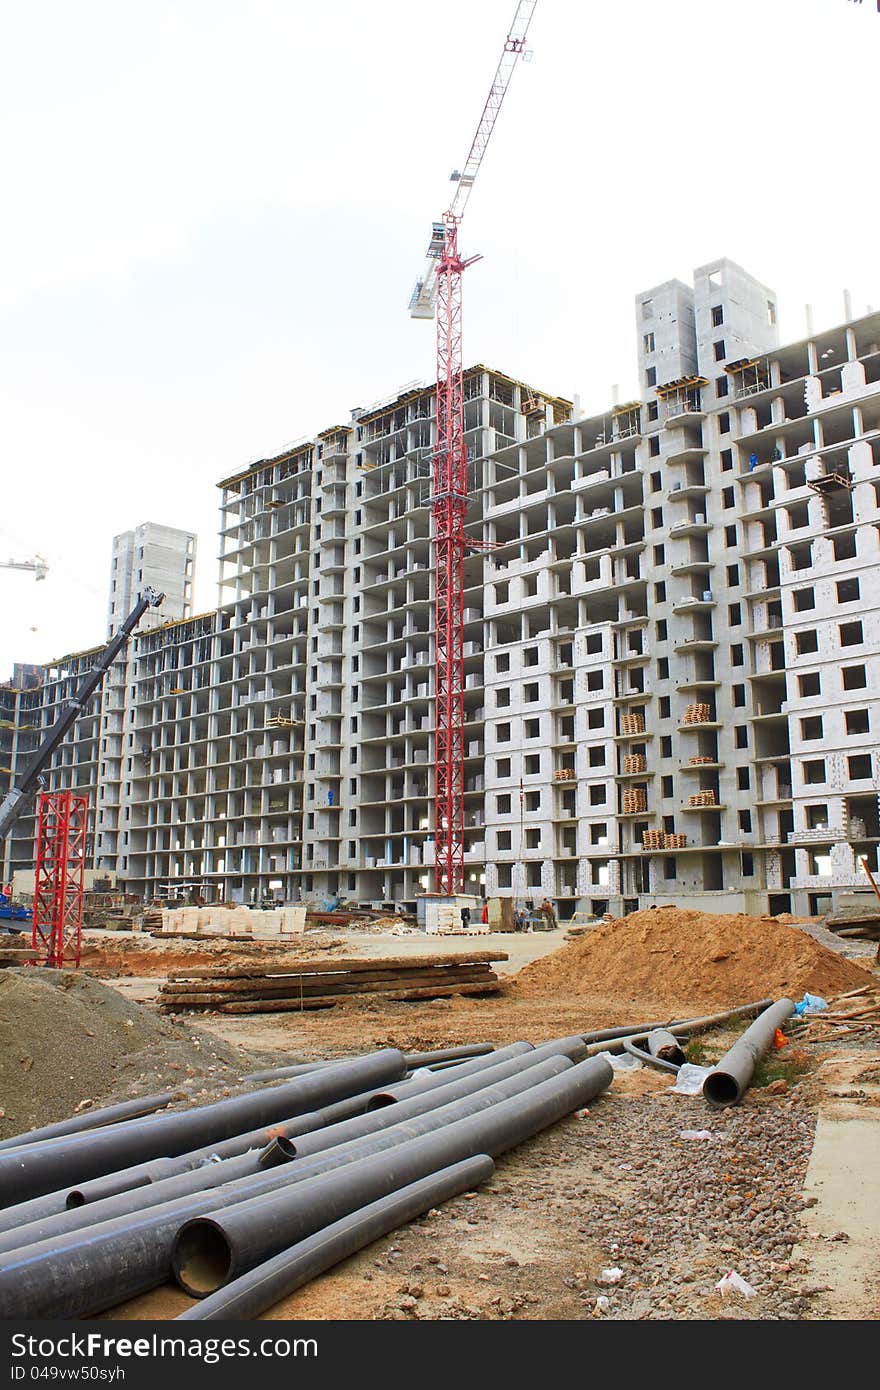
[245,1044,494,1086]
[703,998,795,1106]
[172,1055,613,1297]
[0,1132,309,1258]
[622,1029,686,1072]
[622,1038,680,1074]
[62,1044,549,1212]
[61,1050,530,1210]
[61,1083,390,1211]
[0,1049,407,1207]
[402,1045,494,1069]
[242,1061,336,1084]
[366,1041,534,1107]
[177,1156,495,1320]
[582,999,775,1056]
[0,1055,588,1317]
[0,1093,175,1155]
[269,1047,580,1165]
[0,1054,568,1281]
[366,1036,585,1109]
[0,1085,351,1236]
[0,1053,558,1256]
[647,1030,687,1067]
[192,1057,574,1199]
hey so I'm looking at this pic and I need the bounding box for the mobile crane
[0,588,164,955]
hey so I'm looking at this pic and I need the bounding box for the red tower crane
[409,0,538,897]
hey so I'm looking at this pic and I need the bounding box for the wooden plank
[215,980,502,1014]
[161,997,336,1014]
[159,964,494,997]
[159,968,496,1007]
[167,950,508,982]
[382,981,502,1001]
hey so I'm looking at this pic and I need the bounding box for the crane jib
[0,588,165,842]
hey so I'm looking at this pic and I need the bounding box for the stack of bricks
[623,754,647,774]
[688,790,717,807]
[622,788,647,814]
[683,704,712,725]
[688,755,715,765]
[620,713,646,735]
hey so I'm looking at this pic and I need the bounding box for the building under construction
[3,257,880,919]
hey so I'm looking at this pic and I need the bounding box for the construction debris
[158,952,507,1014]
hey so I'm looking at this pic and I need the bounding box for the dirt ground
[28,918,880,1321]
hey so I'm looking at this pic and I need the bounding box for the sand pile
[0,969,247,1138]
[513,907,874,1011]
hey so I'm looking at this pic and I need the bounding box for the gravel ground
[572,1089,819,1320]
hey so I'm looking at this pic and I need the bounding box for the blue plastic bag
[793,992,828,1016]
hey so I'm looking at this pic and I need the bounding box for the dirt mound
[513,907,874,1012]
[0,969,248,1139]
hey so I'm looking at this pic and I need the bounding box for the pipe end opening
[703,1071,740,1107]
[173,1220,233,1297]
[365,1094,396,1111]
[66,1191,86,1209]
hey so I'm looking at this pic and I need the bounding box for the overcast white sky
[1,0,876,673]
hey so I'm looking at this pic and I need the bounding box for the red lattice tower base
[32,791,87,968]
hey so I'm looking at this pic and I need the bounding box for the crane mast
[410,1,537,897]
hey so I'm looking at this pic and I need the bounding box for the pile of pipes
[0,998,794,1321]
[158,951,507,1014]
[0,1038,612,1320]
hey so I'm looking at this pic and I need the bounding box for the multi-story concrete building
[108,524,195,638]
[6,259,880,917]
[125,372,570,903]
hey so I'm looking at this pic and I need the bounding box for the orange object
[773,1027,788,1050]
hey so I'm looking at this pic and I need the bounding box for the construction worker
[540,897,557,930]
